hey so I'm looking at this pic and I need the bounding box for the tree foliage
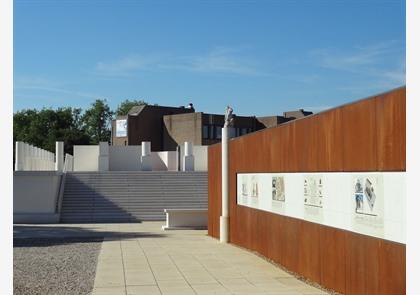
[81,99,114,144]
[13,107,91,155]
[13,98,159,155]
[115,99,148,116]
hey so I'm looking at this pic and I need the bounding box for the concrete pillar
[50,152,54,170]
[220,127,232,243]
[23,143,29,170]
[34,147,40,171]
[183,142,194,171]
[55,141,64,171]
[28,145,33,170]
[15,141,24,171]
[141,141,152,171]
[41,149,46,170]
[98,142,109,171]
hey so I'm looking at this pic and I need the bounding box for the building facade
[112,104,313,151]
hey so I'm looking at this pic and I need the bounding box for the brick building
[112,105,312,151]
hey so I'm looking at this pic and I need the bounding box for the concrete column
[34,147,40,171]
[15,141,24,171]
[41,149,46,170]
[141,141,152,171]
[183,142,194,171]
[28,145,33,170]
[50,152,55,170]
[98,142,109,171]
[220,127,232,243]
[55,141,64,171]
[23,143,29,170]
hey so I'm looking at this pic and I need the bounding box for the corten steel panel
[257,211,270,257]
[341,97,378,171]
[376,88,406,171]
[207,88,406,294]
[281,217,300,272]
[207,144,221,238]
[317,108,345,171]
[345,231,380,295]
[293,116,320,171]
[378,240,406,294]
[266,126,291,172]
[320,226,346,294]
[298,220,321,283]
[235,206,252,248]
[266,213,282,264]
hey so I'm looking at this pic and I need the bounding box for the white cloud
[14,76,102,99]
[309,41,405,88]
[94,47,264,77]
[310,41,401,70]
[95,55,163,77]
[187,47,262,75]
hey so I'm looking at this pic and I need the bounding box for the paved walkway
[14,222,329,295]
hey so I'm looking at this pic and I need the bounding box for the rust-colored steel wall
[207,87,406,295]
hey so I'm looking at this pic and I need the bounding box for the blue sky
[14,0,405,116]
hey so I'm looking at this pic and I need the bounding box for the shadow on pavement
[13,225,167,247]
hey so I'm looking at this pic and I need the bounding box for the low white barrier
[162,209,208,230]
[15,141,56,171]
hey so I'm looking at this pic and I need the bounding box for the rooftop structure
[112,104,313,151]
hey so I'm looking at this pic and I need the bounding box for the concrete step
[60,171,208,223]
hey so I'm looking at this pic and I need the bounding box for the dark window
[202,125,209,139]
[216,126,222,139]
[209,125,214,139]
[241,128,247,135]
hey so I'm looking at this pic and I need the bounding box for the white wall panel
[237,172,406,243]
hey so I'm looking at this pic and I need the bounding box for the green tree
[115,99,148,116]
[13,107,91,155]
[81,99,114,144]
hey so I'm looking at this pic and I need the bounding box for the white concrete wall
[151,152,178,171]
[109,145,142,171]
[15,142,56,171]
[180,145,208,171]
[73,146,99,171]
[73,144,190,171]
[165,152,178,171]
[13,171,62,223]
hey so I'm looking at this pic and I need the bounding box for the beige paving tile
[126,285,161,295]
[125,269,156,286]
[266,290,304,295]
[92,286,126,295]
[157,279,196,295]
[218,278,262,293]
[295,285,330,295]
[85,223,329,295]
[252,281,290,292]
[191,283,232,295]
[184,275,218,285]
[276,277,312,288]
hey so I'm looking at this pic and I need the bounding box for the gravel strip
[14,238,103,295]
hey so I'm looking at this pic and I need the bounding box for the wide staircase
[60,171,208,223]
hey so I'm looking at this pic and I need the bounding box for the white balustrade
[14,141,60,171]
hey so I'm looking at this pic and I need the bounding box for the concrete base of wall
[14,213,60,224]
[162,209,207,230]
